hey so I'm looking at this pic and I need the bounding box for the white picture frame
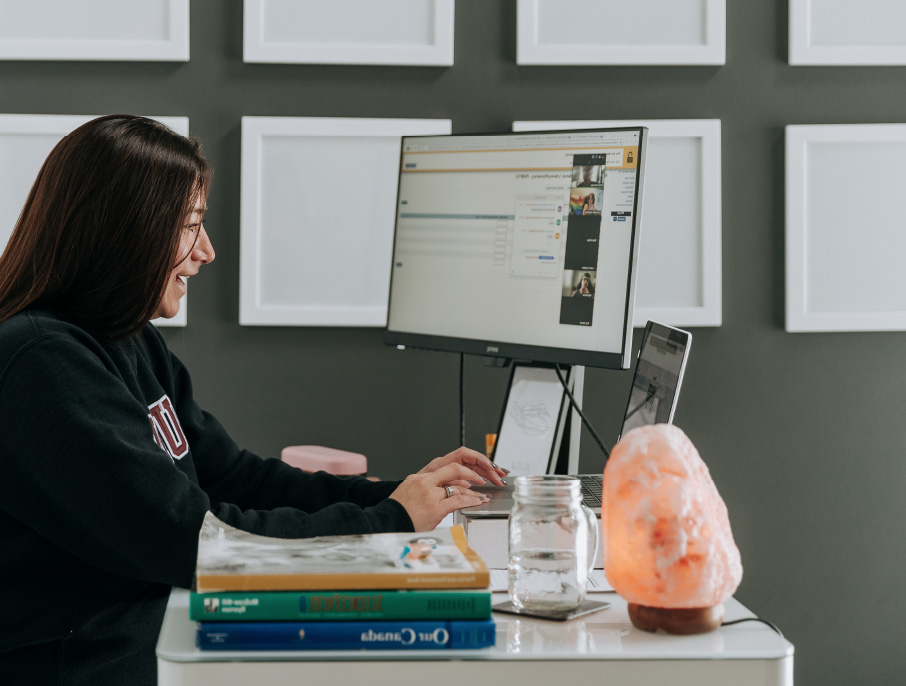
[513,119,722,328]
[0,0,189,61]
[243,0,455,66]
[0,114,191,327]
[516,0,725,65]
[239,116,452,326]
[785,124,906,332]
[789,0,906,66]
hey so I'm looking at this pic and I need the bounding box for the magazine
[194,512,490,593]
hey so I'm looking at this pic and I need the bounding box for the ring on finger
[444,485,456,499]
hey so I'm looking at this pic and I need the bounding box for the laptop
[461,321,691,516]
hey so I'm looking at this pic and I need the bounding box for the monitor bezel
[383,126,648,371]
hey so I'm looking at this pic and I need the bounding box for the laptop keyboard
[579,474,603,507]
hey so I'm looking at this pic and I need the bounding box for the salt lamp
[602,424,742,634]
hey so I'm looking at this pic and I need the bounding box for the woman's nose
[194,226,215,264]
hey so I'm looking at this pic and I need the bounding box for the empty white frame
[516,0,725,65]
[240,117,452,326]
[790,0,906,65]
[0,0,189,61]
[0,114,190,327]
[243,0,454,66]
[513,119,722,328]
[786,124,906,332]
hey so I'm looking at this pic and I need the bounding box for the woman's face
[152,195,214,320]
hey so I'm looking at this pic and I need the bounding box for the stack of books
[191,513,496,651]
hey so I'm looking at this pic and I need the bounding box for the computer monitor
[384,127,648,371]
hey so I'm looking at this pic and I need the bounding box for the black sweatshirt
[0,308,413,685]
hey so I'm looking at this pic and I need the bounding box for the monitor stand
[490,362,584,476]
[554,365,584,475]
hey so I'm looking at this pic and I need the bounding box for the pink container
[280,445,368,476]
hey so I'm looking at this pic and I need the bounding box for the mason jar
[507,475,599,612]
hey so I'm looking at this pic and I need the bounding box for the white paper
[493,366,567,475]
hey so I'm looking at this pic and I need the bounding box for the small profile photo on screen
[572,164,602,188]
[562,270,596,298]
[569,187,601,215]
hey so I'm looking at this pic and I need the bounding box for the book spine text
[196,619,496,650]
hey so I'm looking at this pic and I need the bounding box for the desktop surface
[158,589,793,686]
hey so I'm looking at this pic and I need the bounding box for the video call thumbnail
[563,219,599,271]
[563,270,596,298]
[559,270,596,327]
[569,187,601,216]
[571,163,603,189]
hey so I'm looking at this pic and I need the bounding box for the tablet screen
[619,321,691,439]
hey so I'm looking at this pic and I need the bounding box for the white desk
[157,589,793,686]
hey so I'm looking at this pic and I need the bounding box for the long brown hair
[0,114,212,339]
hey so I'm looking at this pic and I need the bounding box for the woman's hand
[417,446,509,487]
[389,462,492,531]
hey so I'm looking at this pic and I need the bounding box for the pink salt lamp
[602,424,742,634]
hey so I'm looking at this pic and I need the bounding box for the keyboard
[578,474,603,507]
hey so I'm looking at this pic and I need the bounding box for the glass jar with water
[507,475,599,612]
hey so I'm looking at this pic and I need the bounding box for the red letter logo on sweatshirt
[148,395,189,460]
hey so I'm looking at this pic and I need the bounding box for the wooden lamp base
[628,603,724,635]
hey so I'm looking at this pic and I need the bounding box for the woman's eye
[185,223,200,233]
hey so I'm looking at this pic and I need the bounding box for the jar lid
[513,474,581,502]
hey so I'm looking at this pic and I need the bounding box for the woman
[582,192,598,214]
[0,115,505,685]
[571,272,595,297]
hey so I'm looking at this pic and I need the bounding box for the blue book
[196,619,496,651]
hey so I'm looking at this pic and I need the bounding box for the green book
[189,589,492,622]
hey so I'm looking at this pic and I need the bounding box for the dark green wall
[3,2,904,683]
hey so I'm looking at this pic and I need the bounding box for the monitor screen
[385,127,648,369]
